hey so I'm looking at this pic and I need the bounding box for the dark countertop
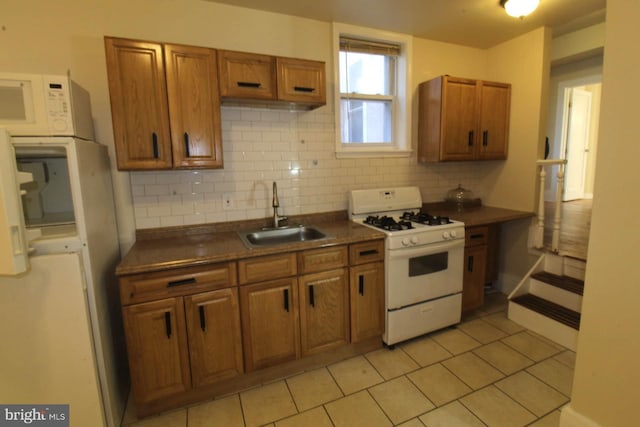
[116,215,386,276]
[116,205,534,276]
[423,203,535,227]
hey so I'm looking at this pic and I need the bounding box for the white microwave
[0,72,94,140]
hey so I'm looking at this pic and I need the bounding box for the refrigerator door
[0,128,33,275]
[0,252,106,426]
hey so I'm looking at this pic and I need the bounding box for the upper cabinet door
[164,44,223,169]
[441,77,477,161]
[104,37,172,170]
[477,81,511,160]
[276,57,326,106]
[217,50,276,100]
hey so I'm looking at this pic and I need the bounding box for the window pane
[339,51,394,95]
[340,99,392,143]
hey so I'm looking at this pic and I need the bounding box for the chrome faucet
[272,181,288,228]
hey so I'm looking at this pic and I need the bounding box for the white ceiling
[204,0,606,49]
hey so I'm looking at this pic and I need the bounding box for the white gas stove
[349,187,465,346]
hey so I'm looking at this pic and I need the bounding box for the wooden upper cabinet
[164,44,223,169]
[418,75,511,162]
[217,50,276,100]
[104,37,172,170]
[276,57,326,106]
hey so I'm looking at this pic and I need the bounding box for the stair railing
[535,159,567,252]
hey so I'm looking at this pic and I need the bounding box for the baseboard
[560,404,602,427]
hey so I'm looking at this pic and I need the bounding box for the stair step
[531,271,584,295]
[511,294,581,330]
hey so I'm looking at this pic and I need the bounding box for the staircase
[508,252,585,351]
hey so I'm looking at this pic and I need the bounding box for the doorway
[551,78,602,202]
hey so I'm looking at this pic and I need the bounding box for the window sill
[335,148,413,159]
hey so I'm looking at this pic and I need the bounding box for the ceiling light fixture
[500,0,540,18]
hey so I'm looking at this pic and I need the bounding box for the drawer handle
[283,288,289,312]
[470,234,485,239]
[199,306,206,332]
[359,249,378,257]
[167,278,197,288]
[358,275,364,295]
[237,81,261,88]
[165,312,172,338]
[468,255,474,272]
[184,132,191,157]
[152,133,159,159]
[309,285,315,307]
[294,86,315,93]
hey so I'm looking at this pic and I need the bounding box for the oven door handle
[387,239,464,260]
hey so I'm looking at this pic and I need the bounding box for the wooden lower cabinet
[239,278,300,372]
[298,268,349,356]
[184,288,243,388]
[349,261,385,342]
[462,244,487,312]
[122,298,191,405]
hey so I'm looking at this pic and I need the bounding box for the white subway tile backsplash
[130,106,494,229]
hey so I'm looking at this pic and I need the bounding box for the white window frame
[333,22,413,158]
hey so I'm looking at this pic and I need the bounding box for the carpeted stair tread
[531,271,584,296]
[512,294,581,330]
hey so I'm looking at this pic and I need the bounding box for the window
[333,24,412,157]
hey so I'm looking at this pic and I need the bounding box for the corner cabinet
[104,37,223,170]
[119,262,241,416]
[418,75,511,162]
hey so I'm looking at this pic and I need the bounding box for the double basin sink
[238,225,332,248]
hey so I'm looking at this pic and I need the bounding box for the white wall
[2,0,546,258]
[560,2,640,426]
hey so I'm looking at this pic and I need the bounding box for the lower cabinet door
[462,245,487,312]
[298,268,349,356]
[185,288,244,388]
[239,278,300,372]
[122,298,191,405]
[350,262,385,342]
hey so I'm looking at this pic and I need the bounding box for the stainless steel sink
[238,225,332,248]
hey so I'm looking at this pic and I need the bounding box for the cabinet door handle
[283,288,289,312]
[483,130,489,146]
[309,285,315,307]
[468,130,474,146]
[359,249,378,257]
[468,255,474,272]
[294,86,315,93]
[199,306,206,332]
[237,81,261,88]
[152,133,159,159]
[167,277,196,288]
[165,312,172,338]
[184,132,191,157]
[358,275,364,295]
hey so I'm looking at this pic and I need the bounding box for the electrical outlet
[222,193,234,210]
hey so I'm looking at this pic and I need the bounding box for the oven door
[386,239,464,310]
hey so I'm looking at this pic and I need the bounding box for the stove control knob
[410,236,419,245]
[450,230,458,238]
[442,231,451,240]
[402,238,410,246]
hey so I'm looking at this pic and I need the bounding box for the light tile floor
[122,294,574,427]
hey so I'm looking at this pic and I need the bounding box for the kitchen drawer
[238,253,297,285]
[298,245,348,274]
[349,240,385,266]
[120,262,237,305]
[465,226,489,247]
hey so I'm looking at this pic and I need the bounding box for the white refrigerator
[0,128,127,427]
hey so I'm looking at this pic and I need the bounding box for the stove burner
[401,211,452,226]
[364,215,414,231]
